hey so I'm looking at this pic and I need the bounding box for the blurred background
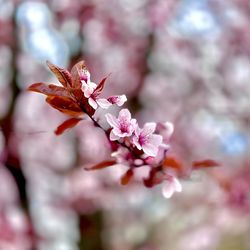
[0,0,250,249]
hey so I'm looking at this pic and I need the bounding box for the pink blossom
[107,95,127,106]
[80,70,127,110]
[156,121,174,149]
[82,81,97,98]
[133,123,163,157]
[79,68,90,83]
[105,109,137,141]
[162,175,182,199]
[87,95,99,109]
[89,94,127,110]
[80,69,97,98]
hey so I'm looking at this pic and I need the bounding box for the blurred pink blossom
[162,175,182,199]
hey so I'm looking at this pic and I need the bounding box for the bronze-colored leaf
[69,88,95,116]
[121,169,134,185]
[192,159,220,169]
[69,88,85,101]
[163,157,183,171]
[46,61,72,87]
[46,96,83,116]
[71,60,88,89]
[85,160,116,171]
[94,75,109,94]
[28,82,70,98]
[54,117,83,135]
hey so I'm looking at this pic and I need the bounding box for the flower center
[107,96,118,104]
[139,134,148,146]
[119,121,129,133]
[80,69,89,82]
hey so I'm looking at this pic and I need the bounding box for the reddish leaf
[69,88,95,116]
[192,159,220,169]
[121,169,134,185]
[69,88,85,101]
[54,117,83,135]
[71,61,88,89]
[93,75,109,94]
[86,160,116,170]
[46,61,72,87]
[28,82,70,98]
[163,157,183,171]
[46,96,83,116]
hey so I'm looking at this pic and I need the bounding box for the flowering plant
[28,61,219,198]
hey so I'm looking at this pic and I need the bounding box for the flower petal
[81,81,97,98]
[160,143,170,150]
[84,88,93,98]
[142,143,158,157]
[119,109,131,121]
[105,113,119,127]
[134,125,141,138]
[162,182,174,199]
[96,98,112,109]
[173,177,182,192]
[113,128,131,138]
[110,130,120,141]
[112,127,124,137]
[88,97,98,110]
[164,122,174,137]
[142,122,156,136]
[157,121,174,142]
[148,134,163,148]
[107,94,127,106]
[130,119,137,131]
[116,94,127,106]
[81,81,88,91]
[89,81,97,90]
[133,137,142,150]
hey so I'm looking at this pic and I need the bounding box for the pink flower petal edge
[162,176,182,199]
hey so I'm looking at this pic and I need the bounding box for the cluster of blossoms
[79,68,127,110]
[106,109,183,198]
[28,61,218,199]
[78,65,182,198]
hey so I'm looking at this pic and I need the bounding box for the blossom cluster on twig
[28,61,219,198]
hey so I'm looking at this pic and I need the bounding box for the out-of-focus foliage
[0,0,250,250]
